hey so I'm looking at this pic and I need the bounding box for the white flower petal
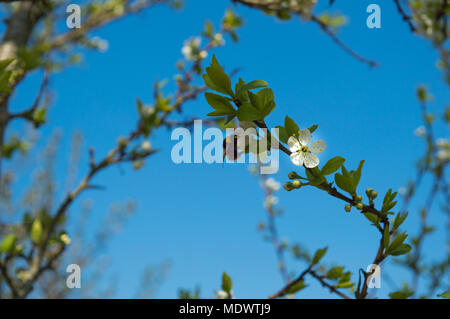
[288,136,301,152]
[290,152,304,166]
[303,152,319,168]
[309,140,326,154]
[298,129,312,146]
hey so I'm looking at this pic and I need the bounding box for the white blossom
[288,129,326,168]
[216,290,228,299]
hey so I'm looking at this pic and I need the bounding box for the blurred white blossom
[141,140,152,152]
[264,195,279,209]
[181,36,207,61]
[414,126,426,137]
[264,178,281,192]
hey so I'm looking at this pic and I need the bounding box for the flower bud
[365,188,374,198]
[355,195,362,202]
[288,171,299,179]
[292,180,302,188]
[345,204,351,212]
[356,203,364,210]
[370,190,378,199]
[283,182,293,191]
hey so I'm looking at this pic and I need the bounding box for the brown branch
[48,0,170,49]
[393,0,417,33]
[269,265,311,298]
[310,15,378,68]
[0,259,19,298]
[9,68,50,122]
[309,269,352,299]
[357,222,387,298]
[233,0,378,67]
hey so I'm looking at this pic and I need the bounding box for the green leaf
[203,73,227,95]
[308,124,318,133]
[437,291,450,299]
[235,78,249,102]
[204,55,233,96]
[248,91,262,110]
[389,243,412,256]
[363,212,379,224]
[336,282,354,288]
[393,212,408,229]
[205,92,235,116]
[306,167,325,186]
[0,234,16,253]
[239,80,268,93]
[236,103,261,121]
[284,116,299,138]
[257,88,276,117]
[287,280,307,294]
[31,219,43,244]
[387,233,408,254]
[321,156,345,175]
[326,266,344,280]
[352,160,365,188]
[312,247,328,265]
[32,107,47,125]
[221,272,232,293]
[389,290,413,299]
[335,172,354,194]
[275,126,288,144]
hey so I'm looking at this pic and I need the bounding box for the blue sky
[5,0,449,298]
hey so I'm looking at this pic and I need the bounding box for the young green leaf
[239,80,268,93]
[235,78,249,102]
[363,212,380,225]
[336,282,354,288]
[284,116,299,138]
[221,272,233,293]
[287,280,307,294]
[0,234,17,253]
[326,266,344,280]
[387,233,408,254]
[352,160,365,188]
[205,92,235,116]
[393,212,408,230]
[308,124,318,133]
[388,243,412,256]
[389,290,413,299]
[236,103,261,121]
[335,172,354,194]
[275,126,288,144]
[204,55,234,96]
[312,247,328,265]
[321,156,345,175]
[31,219,43,244]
